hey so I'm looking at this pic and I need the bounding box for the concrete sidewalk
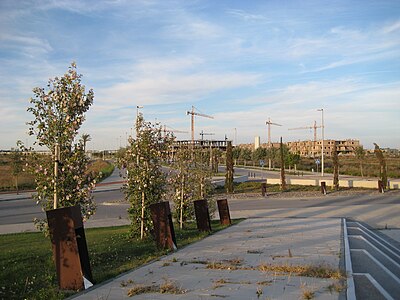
[72,218,343,300]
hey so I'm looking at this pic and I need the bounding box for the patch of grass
[0,219,236,299]
[258,263,345,279]
[215,181,322,194]
[126,279,186,297]
[87,160,114,182]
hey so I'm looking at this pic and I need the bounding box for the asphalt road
[2,187,399,226]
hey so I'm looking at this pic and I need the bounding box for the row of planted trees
[232,145,301,169]
[117,113,222,239]
[23,63,229,238]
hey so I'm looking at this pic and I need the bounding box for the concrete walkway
[73,218,343,300]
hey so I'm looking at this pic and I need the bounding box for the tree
[266,147,278,169]
[232,147,241,164]
[355,146,366,177]
[374,143,387,189]
[279,137,286,191]
[169,146,214,229]
[81,133,91,152]
[239,148,252,165]
[10,142,24,194]
[252,147,267,163]
[332,142,339,190]
[119,114,172,239]
[225,141,234,193]
[25,63,96,231]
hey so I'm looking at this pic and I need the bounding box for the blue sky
[1,0,399,150]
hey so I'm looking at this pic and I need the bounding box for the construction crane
[288,121,320,143]
[288,121,321,157]
[199,130,215,140]
[187,106,214,143]
[266,118,282,146]
[163,125,188,137]
[265,118,282,170]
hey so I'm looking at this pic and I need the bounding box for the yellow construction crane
[187,106,214,143]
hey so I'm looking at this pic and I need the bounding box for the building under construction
[286,139,360,157]
[240,139,361,157]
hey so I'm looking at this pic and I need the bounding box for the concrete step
[346,220,400,300]
[353,273,391,300]
[351,249,400,299]
[349,236,400,279]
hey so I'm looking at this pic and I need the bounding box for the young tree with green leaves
[24,63,96,231]
[10,143,24,194]
[374,143,387,189]
[169,146,214,229]
[119,114,172,239]
[355,146,366,177]
[225,141,234,194]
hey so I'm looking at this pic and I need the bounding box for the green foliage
[0,221,233,300]
[252,147,267,161]
[354,146,366,177]
[225,141,234,193]
[10,142,24,193]
[374,143,387,189]
[24,63,96,230]
[232,146,241,160]
[169,146,214,228]
[118,114,173,238]
[239,148,252,161]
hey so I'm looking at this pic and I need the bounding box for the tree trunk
[280,137,286,191]
[333,143,339,190]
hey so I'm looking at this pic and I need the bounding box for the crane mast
[186,106,214,143]
[265,118,282,170]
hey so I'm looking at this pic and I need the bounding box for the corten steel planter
[321,181,327,195]
[194,199,212,232]
[46,205,93,291]
[378,180,385,193]
[261,183,267,197]
[149,202,177,251]
[217,199,231,226]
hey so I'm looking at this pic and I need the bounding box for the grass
[0,157,114,192]
[215,181,321,194]
[0,219,237,300]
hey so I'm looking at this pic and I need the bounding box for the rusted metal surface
[149,202,177,250]
[378,180,385,193]
[194,199,212,232]
[217,199,231,226]
[261,183,267,196]
[321,181,327,195]
[46,206,89,290]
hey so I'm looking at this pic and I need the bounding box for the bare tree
[225,141,234,194]
[332,142,339,190]
[280,137,286,191]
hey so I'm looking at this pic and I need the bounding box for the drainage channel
[343,219,400,300]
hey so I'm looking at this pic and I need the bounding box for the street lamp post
[317,109,324,176]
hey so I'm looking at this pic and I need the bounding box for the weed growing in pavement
[127,279,186,297]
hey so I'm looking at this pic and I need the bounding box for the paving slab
[72,217,343,300]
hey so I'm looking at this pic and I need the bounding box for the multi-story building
[287,139,361,157]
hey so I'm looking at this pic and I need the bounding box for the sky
[1,0,399,151]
